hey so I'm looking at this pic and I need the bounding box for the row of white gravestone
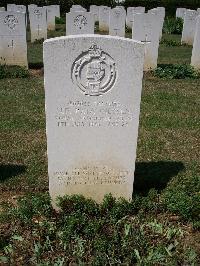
[66,6,165,70]
[27,4,60,32]
[4,4,60,31]
[66,7,126,37]
[43,35,145,206]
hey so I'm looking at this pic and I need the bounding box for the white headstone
[109,7,126,37]
[90,5,99,22]
[176,8,187,19]
[132,13,160,71]
[51,5,60,18]
[0,7,5,12]
[46,6,57,31]
[0,11,27,67]
[99,6,111,31]
[43,35,144,205]
[181,10,198,45]
[148,7,165,40]
[28,4,38,13]
[7,4,27,25]
[7,4,16,11]
[126,6,145,29]
[191,16,200,70]
[70,5,87,12]
[66,12,94,35]
[198,8,200,14]
[29,7,47,43]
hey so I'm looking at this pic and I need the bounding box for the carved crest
[4,15,18,30]
[74,15,87,29]
[34,9,42,19]
[71,44,117,96]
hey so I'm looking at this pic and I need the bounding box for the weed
[154,64,200,79]
[0,65,29,79]
[55,16,65,24]
[163,17,183,35]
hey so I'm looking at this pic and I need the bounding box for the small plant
[154,64,200,79]
[55,16,65,24]
[0,65,29,79]
[163,17,183,35]
[0,192,199,264]
[160,39,181,47]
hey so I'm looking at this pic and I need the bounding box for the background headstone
[132,13,160,71]
[0,11,27,67]
[126,6,145,29]
[181,9,198,45]
[176,8,187,19]
[109,7,126,37]
[0,7,5,12]
[28,4,37,13]
[148,7,165,40]
[191,16,200,70]
[29,7,47,43]
[66,11,94,35]
[47,5,56,31]
[90,5,99,22]
[43,35,144,205]
[99,6,111,31]
[70,5,87,13]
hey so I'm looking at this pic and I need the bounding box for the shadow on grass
[28,62,44,69]
[133,161,185,196]
[0,164,26,182]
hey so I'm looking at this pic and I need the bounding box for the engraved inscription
[74,15,87,29]
[54,166,129,186]
[34,9,42,19]
[4,15,18,30]
[56,101,134,128]
[71,44,117,96]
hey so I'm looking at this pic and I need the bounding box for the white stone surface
[51,5,60,18]
[126,6,145,29]
[191,16,200,70]
[28,4,37,12]
[7,4,27,25]
[46,5,57,31]
[70,5,87,12]
[29,7,47,43]
[66,12,94,35]
[181,10,198,45]
[7,4,26,13]
[90,5,99,22]
[0,11,27,67]
[132,13,160,71]
[43,35,144,205]
[7,4,16,11]
[176,8,187,19]
[109,7,126,37]
[148,7,165,39]
[99,6,111,32]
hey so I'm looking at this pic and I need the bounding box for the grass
[0,26,200,264]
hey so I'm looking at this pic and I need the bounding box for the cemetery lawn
[0,30,200,264]
[0,74,199,264]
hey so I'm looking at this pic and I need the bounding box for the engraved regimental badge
[4,15,18,30]
[71,44,117,96]
[74,15,87,29]
[34,9,42,19]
